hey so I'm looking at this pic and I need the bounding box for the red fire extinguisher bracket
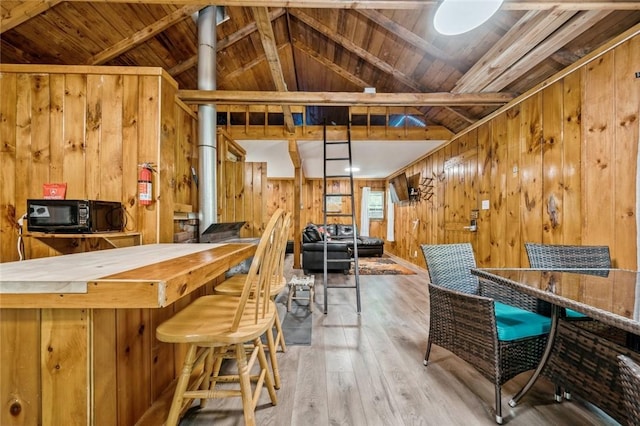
[138,162,156,205]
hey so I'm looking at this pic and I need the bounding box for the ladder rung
[326,285,358,289]
[325,174,351,178]
[326,157,350,161]
[326,213,352,217]
[326,141,348,145]
[325,259,349,264]
[324,193,353,197]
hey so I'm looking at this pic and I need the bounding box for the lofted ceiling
[2,1,639,178]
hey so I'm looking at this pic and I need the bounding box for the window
[368,190,384,219]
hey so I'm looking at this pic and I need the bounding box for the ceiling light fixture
[434,0,504,36]
[345,166,360,172]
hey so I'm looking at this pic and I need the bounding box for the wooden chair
[618,355,640,426]
[156,209,285,426]
[213,211,292,389]
[421,243,550,424]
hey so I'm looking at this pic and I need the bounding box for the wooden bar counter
[0,243,256,426]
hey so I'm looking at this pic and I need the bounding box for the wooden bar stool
[156,209,285,426]
[214,212,291,389]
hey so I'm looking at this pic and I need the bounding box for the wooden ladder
[322,122,361,314]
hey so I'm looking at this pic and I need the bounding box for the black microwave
[27,199,124,233]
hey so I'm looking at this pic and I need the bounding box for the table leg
[309,286,314,312]
[287,286,294,312]
[509,304,561,407]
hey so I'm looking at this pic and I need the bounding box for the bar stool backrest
[231,208,284,331]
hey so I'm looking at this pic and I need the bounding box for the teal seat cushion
[494,302,551,341]
[566,309,587,319]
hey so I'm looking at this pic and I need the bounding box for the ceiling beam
[290,9,478,125]
[60,1,640,11]
[483,9,612,92]
[251,7,295,133]
[177,90,514,106]
[1,0,62,34]
[86,5,201,65]
[454,9,577,93]
[293,40,422,116]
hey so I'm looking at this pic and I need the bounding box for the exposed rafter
[177,90,514,106]
[60,1,640,11]
[87,5,201,65]
[290,9,478,126]
[482,9,612,92]
[454,10,578,93]
[0,0,62,34]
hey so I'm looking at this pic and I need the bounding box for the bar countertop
[0,243,256,309]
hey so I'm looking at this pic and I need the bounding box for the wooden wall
[262,177,387,244]
[0,65,199,426]
[388,34,639,271]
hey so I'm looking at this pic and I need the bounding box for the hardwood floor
[181,255,618,426]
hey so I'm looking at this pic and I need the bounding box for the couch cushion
[494,302,551,341]
[303,224,323,243]
[359,236,383,246]
[337,224,355,237]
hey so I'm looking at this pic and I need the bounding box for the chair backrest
[618,355,640,423]
[273,211,292,283]
[231,208,285,330]
[524,243,611,269]
[420,243,478,294]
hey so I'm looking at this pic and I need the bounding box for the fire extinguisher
[138,163,155,205]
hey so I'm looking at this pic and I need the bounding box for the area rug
[350,257,416,275]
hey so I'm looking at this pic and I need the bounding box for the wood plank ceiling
[1,1,639,134]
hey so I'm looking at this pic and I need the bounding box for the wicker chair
[421,243,550,424]
[618,355,640,426]
[524,242,611,269]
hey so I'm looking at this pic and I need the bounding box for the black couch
[301,223,384,274]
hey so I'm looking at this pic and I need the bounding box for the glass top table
[471,268,640,335]
[471,268,640,410]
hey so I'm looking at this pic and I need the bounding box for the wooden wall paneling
[31,74,55,257]
[476,123,491,267]
[562,70,583,246]
[505,106,522,267]
[93,309,118,426]
[490,113,508,267]
[62,74,88,200]
[519,93,543,266]
[116,308,152,426]
[435,148,446,244]
[15,74,45,260]
[86,74,103,202]
[242,163,255,237]
[138,76,161,244]
[612,37,639,270]
[158,77,177,244]
[465,130,479,252]
[582,52,615,248]
[254,162,267,236]
[122,75,140,232]
[0,73,17,263]
[235,161,245,221]
[150,304,177,402]
[100,75,124,203]
[41,308,89,425]
[541,81,564,245]
[0,309,40,425]
[49,75,64,185]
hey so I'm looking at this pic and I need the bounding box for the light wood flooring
[181,255,618,426]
